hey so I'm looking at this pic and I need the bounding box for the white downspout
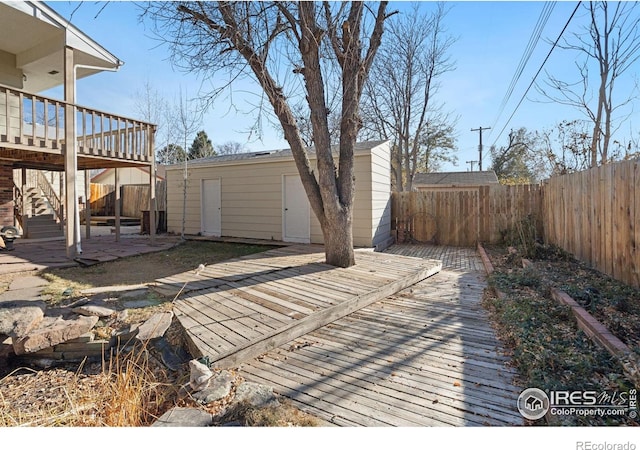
[72,62,123,255]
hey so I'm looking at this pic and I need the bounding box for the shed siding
[370,143,392,248]
[166,145,390,247]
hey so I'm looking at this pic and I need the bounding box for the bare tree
[489,128,538,183]
[170,87,202,240]
[537,120,593,175]
[143,2,390,267]
[133,80,172,164]
[536,1,640,167]
[291,102,341,148]
[418,118,458,173]
[217,141,247,155]
[361,2,457,191]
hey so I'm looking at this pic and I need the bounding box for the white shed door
[201,179,221,236]
[283,175,310,243]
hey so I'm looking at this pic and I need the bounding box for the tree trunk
[392,143,403,191]
[322,207,355,267]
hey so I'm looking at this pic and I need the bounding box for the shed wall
[370,143,392,248]
[166,147,390,247]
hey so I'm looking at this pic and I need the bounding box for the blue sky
[43,1,639,172]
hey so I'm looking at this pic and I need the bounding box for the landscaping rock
[192,370,235,404]
[136,311,173,341]
[152,407,213,427]
[189,359,213,391]
[12,315,99,355]
[64,297,91,308]
[110,323,140,348]
[72,304,117,318]
[233,382,279,409]
[1,336,13,358]
[0,301,45,338]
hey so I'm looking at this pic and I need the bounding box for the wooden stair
[23,187,63,239]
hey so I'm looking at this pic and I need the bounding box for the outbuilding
[165,140,392,250]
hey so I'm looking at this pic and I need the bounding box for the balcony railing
[0,84,155,163]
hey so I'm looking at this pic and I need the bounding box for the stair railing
[35,171,62,224]
[13,181,26,236]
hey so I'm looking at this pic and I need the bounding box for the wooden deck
[167,244,523,426]
[160,245,442,368]
[237,245,524,426]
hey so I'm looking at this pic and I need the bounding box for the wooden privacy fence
[89,182,167,218]
[543,160,640,289]
[391,184,543,247]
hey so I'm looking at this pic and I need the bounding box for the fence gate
[392,189,480,246]
[391,184,542,247]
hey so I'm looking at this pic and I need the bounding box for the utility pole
[471,126,491,171]
[466,160,478,172]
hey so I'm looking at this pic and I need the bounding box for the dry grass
[0,344,182,426]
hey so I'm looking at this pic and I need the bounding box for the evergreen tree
[188,130,216,160]
[157,143,186,165]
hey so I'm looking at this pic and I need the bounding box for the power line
[489,2,556,132]
[490,1,583,148]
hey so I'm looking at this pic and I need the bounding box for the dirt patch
[41,241,273,293]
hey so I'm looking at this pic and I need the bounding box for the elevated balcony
[0,83,155,171]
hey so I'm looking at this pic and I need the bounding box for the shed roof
[170,140,389,169]
[413,171,499,186]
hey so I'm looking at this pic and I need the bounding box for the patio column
[114,167,120,242]
[84,169,91,239]
[149,125,156,245]
[64,46,77,259]
[0,163,14,228]
[20,168,28,237]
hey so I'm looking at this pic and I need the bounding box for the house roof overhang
[0,1,122,93]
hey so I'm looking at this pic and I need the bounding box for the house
[0,2,157,255]
[165,140,393,250]
[413,170,499,191]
